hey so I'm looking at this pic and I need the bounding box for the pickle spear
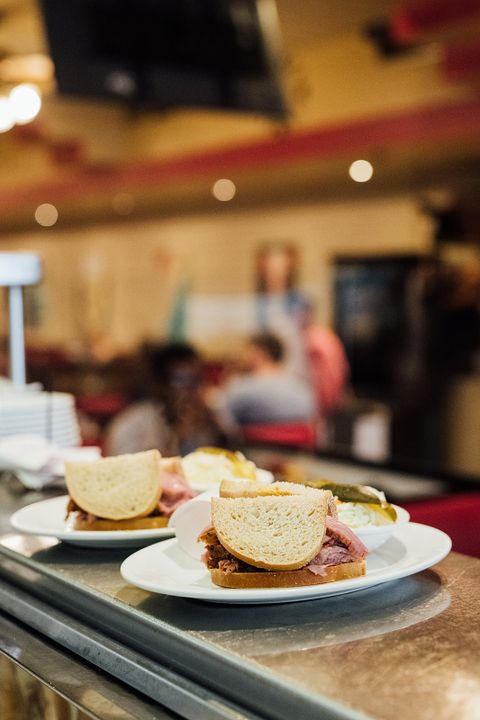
[302,479,382,504]
[301,479,397,521]
[363,502,397,522]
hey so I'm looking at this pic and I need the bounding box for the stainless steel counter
[1,479,480,720]
[0,613,179,720]
[0,475,63,534]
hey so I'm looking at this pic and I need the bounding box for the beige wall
[445,377,480,475]
[0,194,433,356]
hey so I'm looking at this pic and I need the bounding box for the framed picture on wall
[254,241,309,328]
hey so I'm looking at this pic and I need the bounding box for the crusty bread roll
[73,515,168,531]
[65,450,162,521]
[219,479,324,499]
[211,560,366,588]
[211,494,328,571]
[219,480,338,520]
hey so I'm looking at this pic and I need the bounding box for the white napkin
[0,434,101,489]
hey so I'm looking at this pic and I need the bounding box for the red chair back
[242,422,317,449]
[76,393,127,419]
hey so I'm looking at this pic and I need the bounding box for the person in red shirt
[300,304,350,446]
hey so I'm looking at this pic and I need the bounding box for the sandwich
[65,450,194,531]
[199,481,368,588]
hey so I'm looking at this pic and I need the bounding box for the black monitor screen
[40,0,286,116]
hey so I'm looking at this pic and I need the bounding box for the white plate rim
[10,495,174,542]
[120,523,452,604]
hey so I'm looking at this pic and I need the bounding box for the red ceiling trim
[391,0,480,44]
[2,96,480,212]
[442,42,480,81]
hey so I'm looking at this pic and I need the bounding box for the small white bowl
[353,505,410,551]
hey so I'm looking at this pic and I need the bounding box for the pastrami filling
[200,517,368,575]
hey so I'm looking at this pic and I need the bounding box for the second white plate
[120,523,451,604]
[10,495,174,548]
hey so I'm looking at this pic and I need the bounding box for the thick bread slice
[211,561,366,588]
[219,479,324,499]
[73,515,168,531]
[211,494,328,571]
[219,480,338,519]
[65,450,162,521]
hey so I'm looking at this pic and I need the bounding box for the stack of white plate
[0,391,80,448]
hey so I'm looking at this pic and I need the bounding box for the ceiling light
[349,160,374,183]
[35,203,58,227]
[0,97,14,133]
[212,178,236,202]
[10,84,42,125]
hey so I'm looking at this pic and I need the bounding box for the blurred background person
[255,242,310,379]
[213,332,315,430]
[106,342,223,456]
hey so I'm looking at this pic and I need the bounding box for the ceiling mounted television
[40,0,287,117]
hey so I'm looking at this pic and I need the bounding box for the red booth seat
[241,422,317,450]
[76,393,127,419]
[403,493,480,558]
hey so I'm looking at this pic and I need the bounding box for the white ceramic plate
[0,405,74,414]
[120,523,451,604]
[0,415,76,425]
[10,495,174,548]
[3,420,77,426]
[0,419,74,424]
